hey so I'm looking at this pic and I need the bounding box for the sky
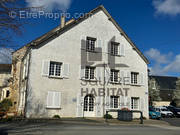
[0,0,180,77]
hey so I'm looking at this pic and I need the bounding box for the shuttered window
[86,37,96,52]
[131,97,139,110]
[111,42,119,56]
[131,72,139,85]
[85,66,95,80]
[49,62,62,77]
[110,96,119,109]
[110,69,119,83]
[47,91,61,108]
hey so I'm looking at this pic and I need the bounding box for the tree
[0,0,22,46]
[149,78,161,106]
[172,78,180,107]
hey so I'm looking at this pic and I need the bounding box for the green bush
[0,99,12,112]
[53,115,61,119]
[104,114,113,119]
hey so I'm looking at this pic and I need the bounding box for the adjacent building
[12,6,149,118]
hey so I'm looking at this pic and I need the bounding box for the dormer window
[86,37,96,52]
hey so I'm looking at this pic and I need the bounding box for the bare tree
[0,0,24,46]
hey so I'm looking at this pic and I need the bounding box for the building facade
[13,6,149,118]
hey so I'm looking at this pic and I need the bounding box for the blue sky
[1,0,180,77]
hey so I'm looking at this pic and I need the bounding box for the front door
[84,95,95,117]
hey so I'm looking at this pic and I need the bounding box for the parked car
[149,106,161,119]
[166,106,180,118]
[154,106,174,118]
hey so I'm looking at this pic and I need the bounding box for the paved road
[0,122,180,135]
[162,118,180,127]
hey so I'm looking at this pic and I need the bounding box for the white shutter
[120,70,125,84]
[81,35,86,50]
[119,44,125,56]
[96,67,102,82]
[54,92,61,108]
[140,73,144,86]
[120,96,123,109]
[42,60,50,77]
[126,70,131,85]
[96,96,103,117]
[105,40,110,54]
[80,66,85,80]
[105,68,110,83]
[127,97,131,110]
[140,98,144,111]
[63,63,70,78]
[105,96,110,110]
[96,39,102,52]
[47,91,53,108]
[76,94,84,117]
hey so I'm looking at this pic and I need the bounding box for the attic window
[111,42,119,56]
[86,37,96,52]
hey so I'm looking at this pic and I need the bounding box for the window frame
[86,37,96,52]
[110,96,119,109]
[49,61,62,78]
[85,66,96,80]
[111,41,120,56]
[131,97,139,110]
[110,69,119,83]
[47,91,61,109]
[131,72,139,85]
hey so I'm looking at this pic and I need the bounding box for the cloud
[153,0,180,16]
[0,48,14,64]
[25,0,72,11]
[145,48,180,76]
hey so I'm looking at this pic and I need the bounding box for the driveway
[0,121,180,135]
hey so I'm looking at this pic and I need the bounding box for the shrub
[104,114,113,119]
[0,99,12,112]
[53,115,61,119]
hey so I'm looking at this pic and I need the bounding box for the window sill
[46,107,61,109]
[109,81,120,84]
[81,79,98,82]
[130,84,141,87]
[49,76,63,79]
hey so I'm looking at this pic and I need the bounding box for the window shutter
[125,70,131,85]
[140,98,144,111]
[81,35,86,50]
[42,60,50,77]
[96,67,102,82]
[120,70,125,84]
[47,91,53,108]
[105,68,110,83]
[140,73,144,86]
[96,39,102,52]
[80,66,85,80]
[96,96,103,117]
[127,97,131,110]
[105,96,110,110]
[54,92,61,108]
[105,40,110,54]
[119,44,125,56]
[76,94,84,117]
[63,63,70,78]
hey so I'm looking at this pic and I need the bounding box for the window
[131,72,139,84]
[47,91,61,108]
[111,42,119,56]
[85,66,95,80]
[84,95,94,112]
[131,97,139,110]
[110,96,119,109]
[110,69,119,83]
[86,37,96,52]
[6,90,10,98]
[49,62,62,77]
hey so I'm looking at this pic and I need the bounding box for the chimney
[61,15,65,28]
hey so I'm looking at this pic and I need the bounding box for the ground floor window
[84,95,94,112]
[131,97,139,110]
[110,96,119,109]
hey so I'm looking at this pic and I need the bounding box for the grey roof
[150,75,178,90]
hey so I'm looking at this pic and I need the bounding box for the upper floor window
[49,62,62,77]
[85,66,95,80]
[110,69,119,83]
[111,42,119,56]
[86,37,96,52]
[131,97,139,110]
[131,72,139,85]
[110,96,119,109]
